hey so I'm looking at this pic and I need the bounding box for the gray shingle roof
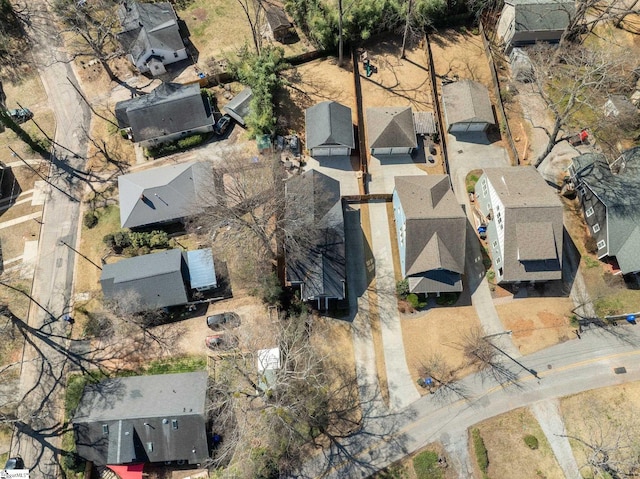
[305,101,355,150]
[572,147,640,274]
[115,83,214,143]
[100,249,189,311]
[442,80,495,126]
[508,0,575,32]
[285,170,345,301]
[366,107,417,149]
[73,372,208,466]
[482,167,563,282]
[264,5,293,31]
[223,87,252,126]
[117,1,184,64]
[118,161,209,229]
[394,176,466,292]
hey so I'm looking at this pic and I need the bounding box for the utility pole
[60,240,102,270]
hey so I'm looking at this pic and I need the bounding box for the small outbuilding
[223,87,252,127]
[263,5,294,42]
[305,101,355,157]
[442,80,495,133]
[366,106,417,155]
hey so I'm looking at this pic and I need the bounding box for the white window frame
[592,223,600,233]
[585,206,594,217]
[496,257,502,265]
[597,240,606,250]
[492,240,498,248]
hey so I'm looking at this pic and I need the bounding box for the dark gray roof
[408,270,463,294]
[100,249,189,311]
[442,80,495,126]
[264,5,293,31]
[483,167,563,282]
[507,0,574,32]
[117,1,184,65]
[285,170,345,301]
[115,83,214,143]
[223,87,252,126]
[305,101,355,150]
[118,162,209,229]
[366,107,417,149]
[571,147,640,274]
[394,176,466,292]
[73,372,208,466]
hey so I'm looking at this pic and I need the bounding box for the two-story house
[476,167,563,284]
[569,147,640,275]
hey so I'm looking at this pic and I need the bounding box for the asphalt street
[10,1,91,477]
[298,325,640,478]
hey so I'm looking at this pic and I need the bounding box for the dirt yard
[474,407,565,479]
[280,57,357,138]
[561,382,640,478]
[496,297,575,355]
[401,305,481,395]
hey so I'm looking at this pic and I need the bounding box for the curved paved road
[297,326,640,478]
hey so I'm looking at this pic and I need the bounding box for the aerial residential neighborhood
[1,0,640,478]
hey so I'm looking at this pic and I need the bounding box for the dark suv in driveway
[206,312,240,329]
[5,457,25,469]
[214,114,232,136]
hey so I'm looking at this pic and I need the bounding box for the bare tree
[416,353,471,402]
[560,0,640,46]
[458,327,520,386]
[53,0,122,81]
[236,0,264,55]
[529,44,635,167]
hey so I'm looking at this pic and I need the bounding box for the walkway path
[531,399,582,479]
[368,201,420,410]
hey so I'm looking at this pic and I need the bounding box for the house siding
[392,190,407,277]
[138,123,214,148]
[477,174,506,280]
[577,185,609,259]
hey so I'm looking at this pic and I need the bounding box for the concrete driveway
[368,154,428,194]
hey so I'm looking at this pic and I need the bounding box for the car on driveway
[207,311,240,329]
[5,457,25,469]
[7,108,33,124]
[214,114,232,136]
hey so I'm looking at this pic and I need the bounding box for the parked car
[205,333,238,350]
[5,457,25,469]
[214,114,232,136]
[206,312,241,329]
[7,108,33,124]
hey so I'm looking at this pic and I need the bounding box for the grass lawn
[75,204,121,295]
[474,407,564,479]
[371,443,455,479]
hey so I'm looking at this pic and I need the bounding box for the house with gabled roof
[393,175,466,294]
[117,1,188,76]
[569,147,640,275]
[285,170,346,310]
[263,5,294,42]
[115,82,215,147]
[72,371,209,467]
[366,106,417,156]
[496,0,575,53]
[305,101,355,157]
[442,80,495,133]
[100,248,217,312]
[223,87,252,127]
[476,166,563,283]
[118,162,208,230]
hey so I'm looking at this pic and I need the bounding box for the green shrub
[472,428,489,473]
[436,292,459,306]
[524,434,539,450]
[62,452,85,473]
[254,272,282,305]
[177,134,204,149]
[406,293,427,309]
[413,450,443,479]
[83,211,98,229]
[396,279,409,298]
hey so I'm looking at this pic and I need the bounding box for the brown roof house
[366,106,417,156]
[476,166,563,283]
[263,5,294,42]
[442,80,495,133]
[392,175,467,294]
[117,1,188,76]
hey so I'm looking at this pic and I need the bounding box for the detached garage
[305,101,355,157]
[367,106,417,156]
[442,80,495,133]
